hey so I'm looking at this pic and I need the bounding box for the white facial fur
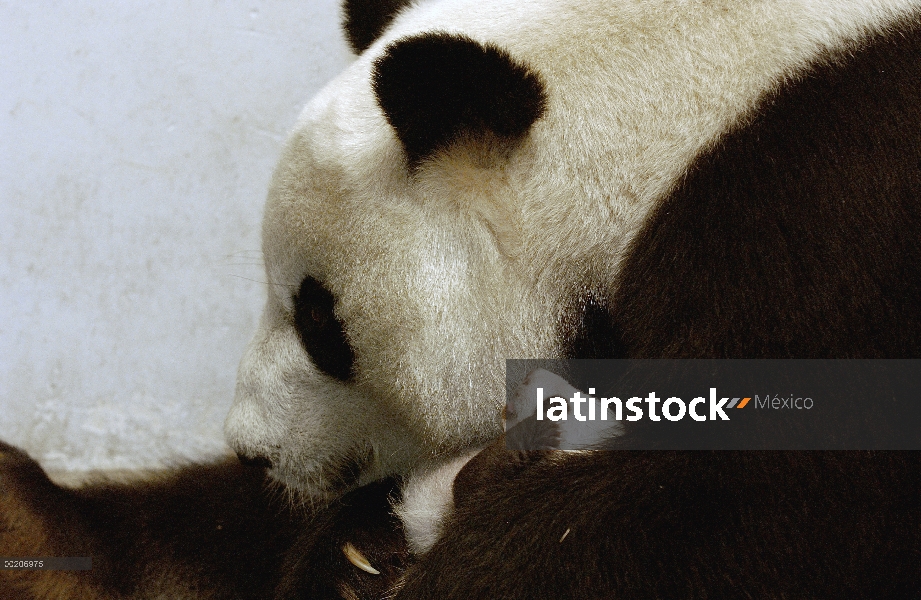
[225,0,920,499]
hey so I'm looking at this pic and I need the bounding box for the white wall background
[0,1,353,472]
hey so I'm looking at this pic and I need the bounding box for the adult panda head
[225,0,921,500]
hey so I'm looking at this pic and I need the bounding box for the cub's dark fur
[0,441,407,600]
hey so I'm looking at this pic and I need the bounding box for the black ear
[342,0,414,54]
[372,33,548,170]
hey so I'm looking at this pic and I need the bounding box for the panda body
[228,0,921,496]
[232,0,921,595]
[2,0,921,598]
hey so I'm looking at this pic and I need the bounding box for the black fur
[342,0,414,54]
[373,33,547,170]
[275,479,410,600]
[236,451,273,469]
[294,276,355,381]
[0,440,303,599]
[0,441,408,600]
[396,15,921,600]
[399,442,921,599]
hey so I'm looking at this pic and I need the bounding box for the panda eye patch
[293,277,355,381]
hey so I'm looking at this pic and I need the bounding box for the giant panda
[3,0,921,598]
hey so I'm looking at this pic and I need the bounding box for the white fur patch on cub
[393,451,480,555]
[509,368,623,449]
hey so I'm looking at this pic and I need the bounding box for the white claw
[342,542,381,575]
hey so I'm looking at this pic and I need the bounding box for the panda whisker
[228,274,272,285]
[227,274,298,289]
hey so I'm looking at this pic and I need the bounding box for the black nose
[235,452,273,470]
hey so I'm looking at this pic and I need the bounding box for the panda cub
[4,0,921,598]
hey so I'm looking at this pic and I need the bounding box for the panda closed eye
[293,276,355,381]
